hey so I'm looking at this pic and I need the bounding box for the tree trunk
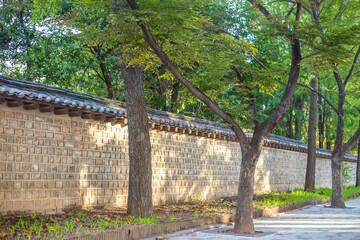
[170,82,180,112]
[318,89,325,148]
[357,141,360,187]
[293,95,304,140]
[305,74,318,192]
[318,110,324,148]
[286,112,294,139]
[120,64,153,217]
[326,119,332,150]
[234,149,259,234]
[331,156,345,208]
[99,62,114,99]
[331,69,346,208]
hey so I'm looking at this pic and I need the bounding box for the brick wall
[0,105,356,214]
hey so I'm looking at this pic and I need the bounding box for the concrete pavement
[143,198,360,240]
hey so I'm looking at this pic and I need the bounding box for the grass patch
[0,212,163,239]
[0,186,359,239]
[253,185,360,209]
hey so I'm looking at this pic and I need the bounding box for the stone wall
[0,104,356,215]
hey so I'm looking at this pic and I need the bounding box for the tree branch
[286,3,297,18]
[247,0,275,21]
[344,46,360,87]
[342,123,360,154]
[125,0,249,147]
[218,29,269,70]
[231,66,258,126]
[319,73,330,81]
[253,2,302,141]
[94,68,105,81]
[301,52,320,60]
[332,63,343,88]
[297,82,340,116]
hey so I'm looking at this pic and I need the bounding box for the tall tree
[296,0,360,206]
[120,64,153,217]
[304,73,318,192]
[330,52,360,207]
[125,0,302,234]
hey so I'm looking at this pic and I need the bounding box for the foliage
[1,0,360,148]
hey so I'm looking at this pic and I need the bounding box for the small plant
[65,218,75,233]
[126,215,135,224]
[98,219,109,230]
[110,218,120,228]
[205,210,211,217]
[75,210,86,222]
[75,224,83,235]
[10,224,16,238]
[167,215,175,222]
[193,210,199,219]
[194,190,203,202]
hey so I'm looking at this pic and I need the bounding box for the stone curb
[70,194,360,240]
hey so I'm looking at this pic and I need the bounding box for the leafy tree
[123,0,303,234]
[296,0,360,207]
[0,1,123,100]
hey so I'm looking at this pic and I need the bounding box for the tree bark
[170,82,180,112]
[326,117,332,150]
[286,112,293,139]
[99,62,114,99]
[305,74,318,192]
[357,139,360,187]
[120,64,153,217]
[318,97,324,149]
[331,156,345,208]
[330,67,346,208]
[234,149,259,234]
[293,96,304,140]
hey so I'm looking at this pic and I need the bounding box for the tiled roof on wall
[0,75,356,162]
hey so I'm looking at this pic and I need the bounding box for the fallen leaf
[75,218,81,222]
[155,237,164,240]
[61,213,66,218]
[218,230,225,233]
[191,234,198,236]
[42,223,49,229]
[276,233,283,235]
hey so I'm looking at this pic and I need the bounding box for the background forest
[1,0,360,154]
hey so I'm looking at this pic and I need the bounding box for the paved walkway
[143,198,360,240]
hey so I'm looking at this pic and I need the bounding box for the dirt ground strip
[1,194,350,240]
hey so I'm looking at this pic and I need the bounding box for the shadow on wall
[151,130,241,205]
[77,120,129,210]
